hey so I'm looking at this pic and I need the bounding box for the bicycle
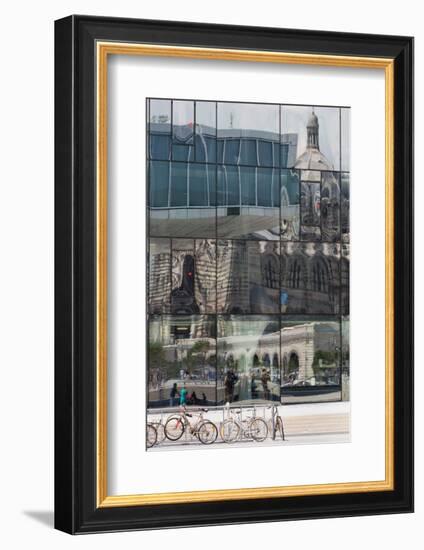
[146,422,158,448]
[268,405,285,441]
[149,420,166,444]
[164,407,218,444]
[220,407,268,443]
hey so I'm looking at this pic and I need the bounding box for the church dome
[294,111,333,171]
[307,111,319,128]
[294,148,333,171]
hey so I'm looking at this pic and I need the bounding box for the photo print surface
[146,99,350,451]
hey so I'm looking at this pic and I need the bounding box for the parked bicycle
[164,406,218,444]
[220,406,268,443]
[146,423,157,448]
[268,405,285,441]
[149,420,166,445]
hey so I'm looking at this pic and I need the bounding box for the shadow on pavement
[23,510,54,528]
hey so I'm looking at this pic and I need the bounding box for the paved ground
[148,402,350,451]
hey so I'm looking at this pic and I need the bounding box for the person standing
[224,369,237,403]
[261,368,271,400]
[169,382,179,407]
[179,384,188,406]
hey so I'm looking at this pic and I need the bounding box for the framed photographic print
[54,15,413,533]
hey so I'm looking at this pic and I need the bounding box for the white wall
[0,1,420,548]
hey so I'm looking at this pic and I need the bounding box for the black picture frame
[55,15,413,534]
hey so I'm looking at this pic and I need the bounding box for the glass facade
[147,99,350,407]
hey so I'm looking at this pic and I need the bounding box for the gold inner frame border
[96,42,394,508]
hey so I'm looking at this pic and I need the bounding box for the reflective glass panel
[280,242,340,314]
[218,102,279,167]
[148,315,217,408]
[148,238,171,314]
[217,315,281,404]
[281,317,341,400]
[217,240,280,314]
[321,171,341,242]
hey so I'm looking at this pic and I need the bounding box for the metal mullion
[193,100,197,162]
[215,100,218,406]
[238,165,242,208]
[255,166,258,206]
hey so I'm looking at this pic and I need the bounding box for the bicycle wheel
[155,422,166,444]
[275,416,284,440]
[220,419,240,443]
[164,416,185,441]
[146,423,157,448]
[250,417,268,442]
[197,421,218,444]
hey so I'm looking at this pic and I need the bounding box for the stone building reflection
[147,100,350,406]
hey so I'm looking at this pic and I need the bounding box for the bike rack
[147,402,286,446]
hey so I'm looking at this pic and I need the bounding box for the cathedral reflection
[147,99,350,407]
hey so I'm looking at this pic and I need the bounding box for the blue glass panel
[257,168,273,206]
[257,140,274,167]
[271,169,280,207]
[149,134,171,160]
[240,166,256,206]
[224,140,240,165]
[281,143,289,168]
[226,165,240,205]
[273,142,280,167]
[239,139,257,165]
[149,161,169,207]
[172,144,194,162]
[218,166,239,206]
[170,162,188,207]
[194,135,216,163]
[217,139,224,164]
[189,163,215,207]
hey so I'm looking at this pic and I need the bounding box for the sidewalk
[147,401,350,449]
